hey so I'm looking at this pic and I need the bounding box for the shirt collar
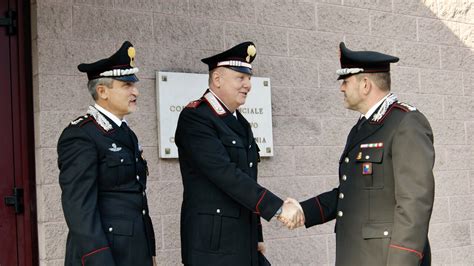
[94,103,127,127]
[363,93,391,120]
[209,89,237,118]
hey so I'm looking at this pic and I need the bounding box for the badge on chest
[362,162,372,175]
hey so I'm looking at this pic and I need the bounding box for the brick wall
[31,0,474,265]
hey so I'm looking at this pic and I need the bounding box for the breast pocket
[105,153,134,186]
[356,148,384,189]
[221,136,246,165]
[193,207,240,253]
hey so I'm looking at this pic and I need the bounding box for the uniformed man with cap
[287,42,435,266]
[175,41,304,266]
[57,41,156,266]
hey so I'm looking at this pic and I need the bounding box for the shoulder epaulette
[70,115,92,127]
[185,99,203,109]
[394,101,417,112]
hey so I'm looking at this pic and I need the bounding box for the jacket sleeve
[300,188,339,227]
[175,109,283,221]
[387,112,435,265]
[57,126,115,265]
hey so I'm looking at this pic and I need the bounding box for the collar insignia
[204,92,226,116]
[371,93,398,122]
[87,105,113,132]
[108,143,122,152]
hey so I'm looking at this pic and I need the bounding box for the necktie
[356,117,367,131]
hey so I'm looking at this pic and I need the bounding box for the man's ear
[361,76,372,96]
[96,84,108,100]
[212,69,222,89]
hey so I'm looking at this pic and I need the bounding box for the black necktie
[121,121,130,132]
[356,117,367,131]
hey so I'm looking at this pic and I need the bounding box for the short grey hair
[87,78,114,100]
[357,72,391,91]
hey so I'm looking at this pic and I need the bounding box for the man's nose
[132,86,139,96]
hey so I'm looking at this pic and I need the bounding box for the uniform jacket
[175,90,283,266]
[300,97,435,266]
[57,106,155,266]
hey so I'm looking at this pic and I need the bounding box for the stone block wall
[31,0,473,265]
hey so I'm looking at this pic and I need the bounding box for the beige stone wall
[31,0,473,265]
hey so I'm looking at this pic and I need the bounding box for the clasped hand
[277,198,305,229]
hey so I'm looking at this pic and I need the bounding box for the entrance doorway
[0,0,38,265]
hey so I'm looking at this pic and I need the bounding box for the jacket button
[342,175,347,181]
[136,175,140,181]
[232,140,236,144]
[384,231,389,236]
[365,155,370,160]
[344,157,349,163]
[249,145,251,149]
[142,209,146,215]
[249,162,253,167]
[108,227,113,232]
[136,158,139,162]
[337,211,343,217]
[120,158,124,163]
[339,193,344,199]
[216,209,221,214]
[142,191,146,196]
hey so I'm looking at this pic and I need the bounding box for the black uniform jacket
[175,90,283,266]
[57,106,155,266]
[300,100,435,266]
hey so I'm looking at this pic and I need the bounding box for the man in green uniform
[291,42,435,266]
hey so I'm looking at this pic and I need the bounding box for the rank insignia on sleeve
[362,163,372,175]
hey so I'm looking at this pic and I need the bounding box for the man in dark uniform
[289,42,435,265]
[57,41,156,266]
[175,42,304,266]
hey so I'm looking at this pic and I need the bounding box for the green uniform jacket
[301,101,435,266]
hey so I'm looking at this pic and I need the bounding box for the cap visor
[114,74,139,82]
[228,66,253,75]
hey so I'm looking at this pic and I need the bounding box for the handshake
[276,198,305,229]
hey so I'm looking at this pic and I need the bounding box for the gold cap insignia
[128,47,136,67]
[246,45,256,63]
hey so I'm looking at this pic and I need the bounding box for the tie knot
[121,122,130,131]
[357,117,367,131]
